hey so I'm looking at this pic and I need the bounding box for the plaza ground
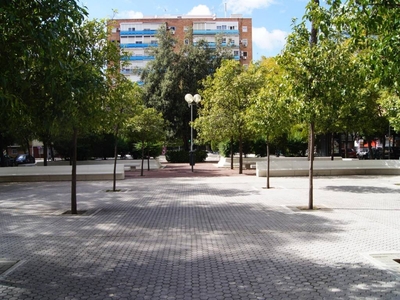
[0,163,400,299]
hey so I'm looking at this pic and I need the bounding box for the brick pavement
[0,164,400,299]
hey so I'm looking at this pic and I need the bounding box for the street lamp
[185,93,201,172]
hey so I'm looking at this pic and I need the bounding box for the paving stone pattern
[0,175,400,299]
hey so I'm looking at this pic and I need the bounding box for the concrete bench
[256,159,400,177]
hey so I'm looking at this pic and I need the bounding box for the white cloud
[187,5,212,15]
[252,27,287,53]
[116,10,144,19]
[227,0,275,14]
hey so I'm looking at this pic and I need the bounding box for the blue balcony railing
[120,43,158,48]
[120,30,157,35]
[193,42,237,48]
[193,29,239,35]
[122,56,155,61]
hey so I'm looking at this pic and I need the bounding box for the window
[222,38,226,43]
[184,39,189,45]
[222,25,227,30]
[135,41,143,44]
[241,39,248,47]
[150,40,157,44]
[168,26,176,31]
[184,26,189,31]
[242,26,247,32]
[242,51,248,56]
[234,50,239,56]
[112,28,117,33]
[229,26,235,30]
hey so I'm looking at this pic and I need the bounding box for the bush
[166,150,207,163]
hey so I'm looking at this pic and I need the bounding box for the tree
[247,57,290,188]
[340,0,400,131]
[278,0,358,208]
[53,19,111,214]
[125,107,166,176]
[104,75,142,191]
[141,25,233,149]
[0,0,87,165]
[195,60,265,174]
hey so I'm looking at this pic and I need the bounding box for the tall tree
[195,60,265,174]
[54,19,111,214]
[247,57,290,188]
[0,0,87,164]
[343,0,400,130]
[141,25,233,149]
[279,0,358,208]
[104,75,142,191]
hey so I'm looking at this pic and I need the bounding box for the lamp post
[185,93,201,172]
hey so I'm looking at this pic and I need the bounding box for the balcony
[193,29,239,35]
[120,30,157,36]
[120,43,158,48]
[122,56,155,61]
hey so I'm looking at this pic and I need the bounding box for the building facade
[109,15,252,83]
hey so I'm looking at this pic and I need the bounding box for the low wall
[36,158,162,170]
[0,165,125,182]
[217,156,341,168]
[256,159,400,177]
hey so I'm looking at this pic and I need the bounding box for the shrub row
[165,150,207,163]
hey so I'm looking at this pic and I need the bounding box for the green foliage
[141,25,232,148]
[134,142,163,158]
[165,150,207,163]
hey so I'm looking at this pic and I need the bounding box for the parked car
[341,148,357,158]
[0,154,16,167]
[357,147,384,159]
[15,154,35,165]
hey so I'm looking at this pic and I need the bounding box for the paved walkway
[0,164,400,299]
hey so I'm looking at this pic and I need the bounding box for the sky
[80,0,311,61]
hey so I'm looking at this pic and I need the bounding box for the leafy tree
[195,60,265,174]
[53,19,112,214]
[125,107,166,176]
[278,0,358,208]
[338,0,400,132]
[247,57,290,188]
[0,0,87,165]
[103,63,143,191]
[141,25,233,149]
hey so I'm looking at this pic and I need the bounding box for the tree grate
[0,260,18,276]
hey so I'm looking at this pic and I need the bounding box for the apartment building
[109,15,252,83]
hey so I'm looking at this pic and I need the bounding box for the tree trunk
[345,131,349,158]
[147,149,150,171]
[308,0,319,210]
[230,136,234,170]
[309,122,315,209]
[266,139,270,189]
[71,128,78,214]
[330,132,334,161]
[113,125,119,192]
[50,144,55,161]
[0,134,5,167]
[26,139,31,156]
[239,133,243,174]
[141,144,145,176]
[43,141,48,166]
[368,140,372,159]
